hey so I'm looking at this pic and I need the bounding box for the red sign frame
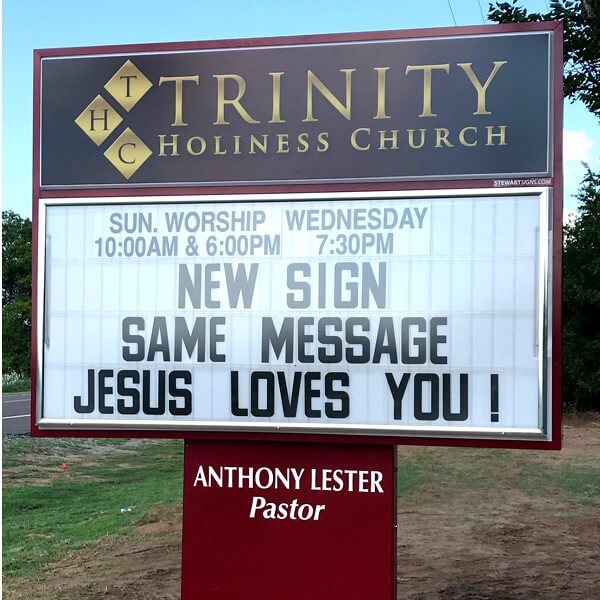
[31,22,563,450]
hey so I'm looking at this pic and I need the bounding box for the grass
[555,464,600,506]
[396,446,600,509]
[396,447,525,498]
[2,372,30,393]
[2,437,183,578]
[518,460,600,507]
[3,429,599,583]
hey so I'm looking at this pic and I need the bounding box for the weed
[2,372,30,393]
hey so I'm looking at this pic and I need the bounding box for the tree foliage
[3,210,32,304]
[563,169,600,410]
[2,211,32,375]
[488,0,600,117]
[3,301,32,376]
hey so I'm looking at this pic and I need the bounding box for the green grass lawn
[3,432,599,584]
[396,445,600,506]
[2,437,183,578]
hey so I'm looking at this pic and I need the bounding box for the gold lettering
[269,72,285,123]
[249,134,269,154]
[405,64,449,117]
[276,133,289,153]
[187,136,207,155]
[374,67,390,119]
[158,134,179,156]
[435,128,454,147]
[378,129,399,150]
[214,135,227,155]
[459,126,478,147]
[233,135,242,155]
[297,132,310,153]
[351,128,371,151]
[317,132,329,152]
[158,76,199,126]
[304,69,355,122]
[407,129,426,149]
[486,125,507,146]
[214,74,260,125]
[457,61,507,115]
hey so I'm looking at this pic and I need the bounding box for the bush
[2,300,31,376]
[563,168,600,412]
[2,372,31,393]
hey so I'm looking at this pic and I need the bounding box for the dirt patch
[2,468,104,486]
[135,507,180,536]
[561,413,600,454]
[397,490,599,599]
[4,419,599,599]
[395,415,600,599]
[3,508,183,600]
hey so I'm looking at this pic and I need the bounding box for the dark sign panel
[39,30,553,188]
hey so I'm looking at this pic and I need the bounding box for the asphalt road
[2,392,30,435]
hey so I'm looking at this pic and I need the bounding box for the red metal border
[31,22,563,450]
[34,21,557,58]
[551,22,563,451]
[29,425,561,450]
[30,49,42,437]
[38,178,554,200]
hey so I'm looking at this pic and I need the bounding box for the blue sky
[3,0,598,217]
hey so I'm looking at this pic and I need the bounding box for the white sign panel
[37,190,551,440]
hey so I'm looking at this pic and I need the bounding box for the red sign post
[182,441,396,599]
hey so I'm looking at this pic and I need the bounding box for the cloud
[563,129,594,163]
[563,209,577,227]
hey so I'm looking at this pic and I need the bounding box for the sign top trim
[34,21,561,57]
[38,29,554,61]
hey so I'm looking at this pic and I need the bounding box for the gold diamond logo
[74,95,123,146]
[104,60,152,112]
[103,128,152,179]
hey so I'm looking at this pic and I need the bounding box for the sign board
[38,29,554,189]
[37,188,552,443]
[181,441,395,598]
[32,23,562,448]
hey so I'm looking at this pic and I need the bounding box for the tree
[3,210,32,304]
[489,1,600,410]
[3,301,32,376]
[562,169,600,410]
[488,0,600,117]
[2,210,32,375]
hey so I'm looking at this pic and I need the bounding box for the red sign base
[181,440,396,599]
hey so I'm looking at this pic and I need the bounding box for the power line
[447,0,457,25]
[477,0,486,23]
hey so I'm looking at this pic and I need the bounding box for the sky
[3,0,599,218]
